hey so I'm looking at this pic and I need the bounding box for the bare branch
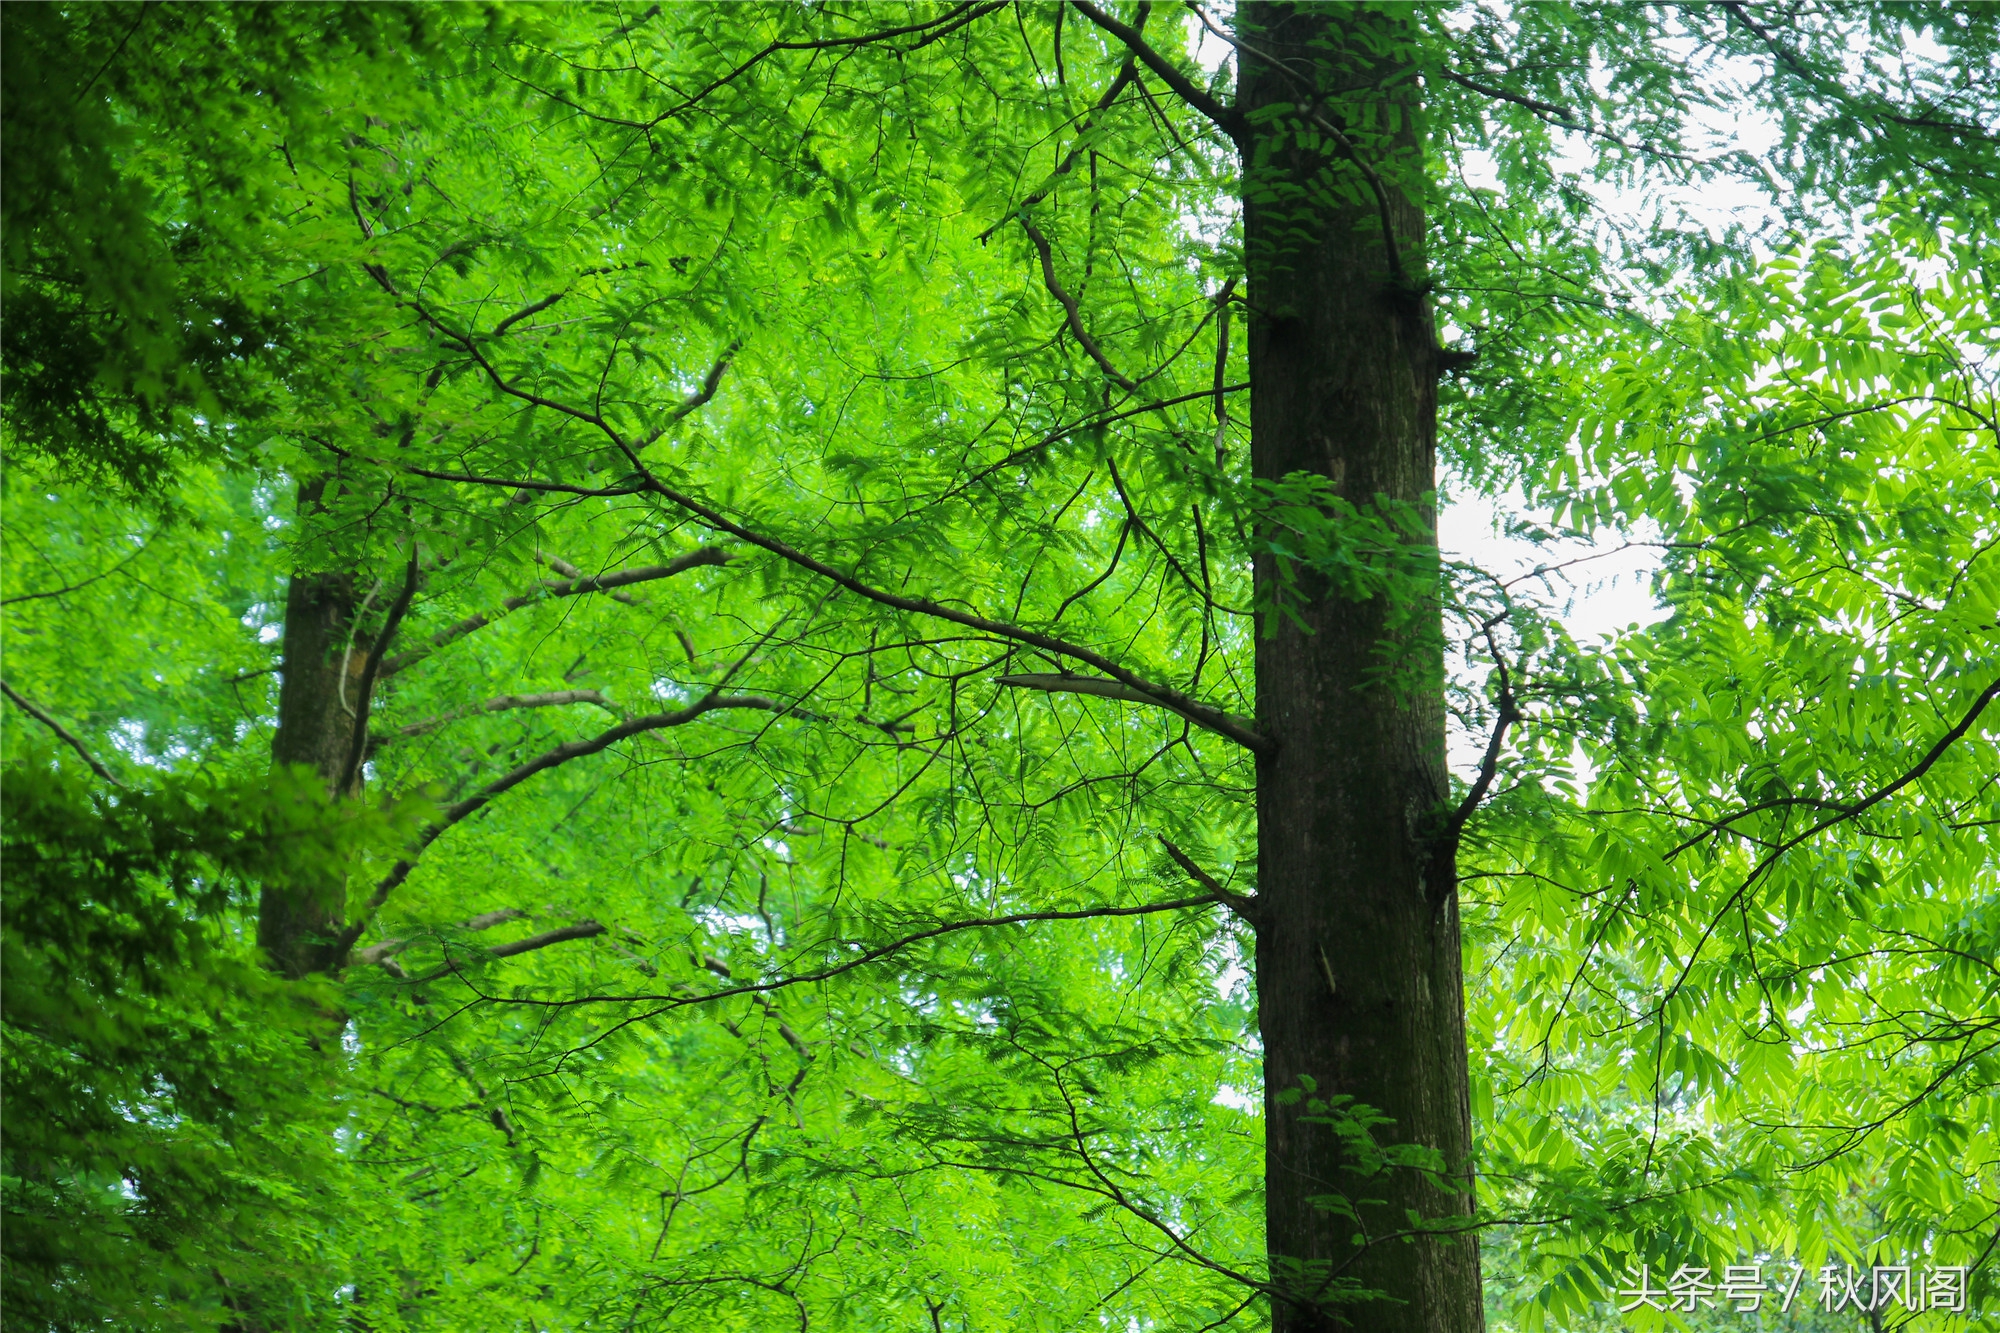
[340,694,796,952]
[488,920,606,959]
[1157,835,1260,921]
[395,689,616,739]
[998,672,1255,746]
[0,679,124,788]
[337,552,421,795]
[381,547,729,677]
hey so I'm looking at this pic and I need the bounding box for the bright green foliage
[1,758,411,1325]
[0,2,448,489]
[2,3,1996,1330]
[1462,213,2000,1330]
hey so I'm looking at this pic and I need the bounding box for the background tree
[4,3,1996,1331]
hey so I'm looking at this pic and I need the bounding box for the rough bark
[1240,5,1483,1330]
[259,481,371,978]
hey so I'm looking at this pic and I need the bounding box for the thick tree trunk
[260,482,370,978]
[1240,6,1483,1331]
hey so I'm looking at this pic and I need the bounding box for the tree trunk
[260,481,369,978]
[1240,6,1483,1330]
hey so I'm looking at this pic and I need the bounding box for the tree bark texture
[1240,6,1483,1330]
[259,482,370,978]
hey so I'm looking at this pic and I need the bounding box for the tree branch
[1069,1,1242,142]
[1018,215,1139,393]
[639,340,744,446]
[537,549,637,603]
[976,59,1138,243]
[441,896,1226,1013]
[491,291,567,338]
[997,672,1255,747]
[394,689,616,739]
[1157,835,1259,921]
[1435,67,1580,125]
[395,299,1266,753]
[487,920,606,959]
[627,478,1270,753]
[0,531,157,606]
[1654,672,2000,1015]
[1210,277,1237,465]
[389,921,610,985]
[1434,64,1698,165]
[0,679,124,787]
[1668,672,2000,866]
[337,551,421,795]
[340,694,797,952]
[517,2,1011,132]
[1438,624,1521,853]
[380,547,729,676]
[355,907,529,967]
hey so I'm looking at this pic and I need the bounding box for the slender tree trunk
[1240,6,1483,1330]
[260,480,369,978]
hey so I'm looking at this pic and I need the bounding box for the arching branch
[438,895,1228,1013]
[380,548,729,677]
[338,693,797,954]
[1069,1,1242,142]
[1,679,124,788]
[392,308,1267,753]
[392,689,617,740]
[997,672,1256,748]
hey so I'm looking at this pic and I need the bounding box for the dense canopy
[2,3,1996,1331]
